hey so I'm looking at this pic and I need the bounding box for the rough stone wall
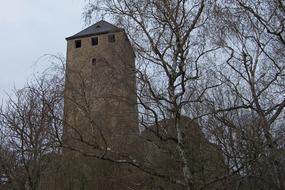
[64,31,138,147]
[143,117,228,190]
[62,31,144,190]
[57,30,226,190]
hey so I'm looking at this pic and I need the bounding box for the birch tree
[82,1,225,189]
[200,1,285,189]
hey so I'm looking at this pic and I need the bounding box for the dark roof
[66,20,123,40]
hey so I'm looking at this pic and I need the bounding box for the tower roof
[66,20,123,40]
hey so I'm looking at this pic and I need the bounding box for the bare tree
[0,55,64,190]
[199,1,285,189]
[80,0,285,189]
[68,1,227,190]
[1,1,283,190]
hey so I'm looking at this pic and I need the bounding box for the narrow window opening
[91,58,96,66]
[108,34,115,43]
[91,37,98,46]
[75,40,81,48]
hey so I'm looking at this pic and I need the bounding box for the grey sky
[0,0,86,99]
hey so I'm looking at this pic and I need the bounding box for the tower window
[91,37,98,46]
[108,34,115,43]
[75,40,81,48]
[91,58,96,66]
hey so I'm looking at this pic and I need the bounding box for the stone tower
[63,20,141,189]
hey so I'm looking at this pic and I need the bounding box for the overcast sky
[0,0,86,99]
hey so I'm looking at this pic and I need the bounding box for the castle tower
[63,21,142,189]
